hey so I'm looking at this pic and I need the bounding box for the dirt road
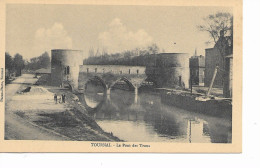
[5,74,68,140]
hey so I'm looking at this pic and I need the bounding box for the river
[84,83,232,143]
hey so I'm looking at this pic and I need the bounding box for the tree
[198,12,233,97]
[13,53,25,76]
[25,51,50,71]
[198,12,233,58]
[88,47,95,58]
[5,52,13,72]
[38,52,50,69]
[148,43,160,55]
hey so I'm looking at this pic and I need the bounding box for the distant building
[189,54,205,86]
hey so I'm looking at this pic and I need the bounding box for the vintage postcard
[0,0,242,152]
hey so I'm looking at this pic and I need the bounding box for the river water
[84,83,232,143]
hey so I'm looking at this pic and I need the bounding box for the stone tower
[51,49,83,91]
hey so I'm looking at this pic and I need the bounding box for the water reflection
[84,83,232,143]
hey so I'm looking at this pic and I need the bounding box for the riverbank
[42,87,121,141]
[5,74,121,141]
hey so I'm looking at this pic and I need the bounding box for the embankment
[45,87,121,141]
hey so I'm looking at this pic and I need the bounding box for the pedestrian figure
[54,94,57,104]
[62,94,66,103]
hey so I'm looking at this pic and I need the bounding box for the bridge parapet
[80,65,145,75]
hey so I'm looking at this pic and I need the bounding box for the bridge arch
[110,77,135,90]
[84,75,108,91]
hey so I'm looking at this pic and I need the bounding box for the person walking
[54,94,57,104]
[62,94,66,103]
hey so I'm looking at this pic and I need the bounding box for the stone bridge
[51,49,190,94]
[78,65,147,95]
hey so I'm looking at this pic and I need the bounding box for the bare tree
[198,12,233,58]
[95,48,100,57]
[198,12,233,97]
[88,47,95,57]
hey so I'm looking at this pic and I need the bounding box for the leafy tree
[25,52,50,70]
[84,43,161,65]
[13,53,25,76]
[148,43,160,55]
[38,52,50,68]
[5,52,13,72]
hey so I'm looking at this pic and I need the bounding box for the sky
[5,4,232,60]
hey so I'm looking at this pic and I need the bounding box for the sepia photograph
[0,0,242,153]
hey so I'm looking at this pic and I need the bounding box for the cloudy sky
[6,4,232,60]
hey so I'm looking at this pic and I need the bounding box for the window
[179,76,182,86]
[129,69,131,74]
[137,69,139,74]
[67,66,70,74]
[64,66,70,75]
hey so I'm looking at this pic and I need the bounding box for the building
[51,49,83,91]
[223,54,233,98]
[204,31,232,88]
[145,53,190,89]
[189,55,205,86]
[204,47,224,87]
